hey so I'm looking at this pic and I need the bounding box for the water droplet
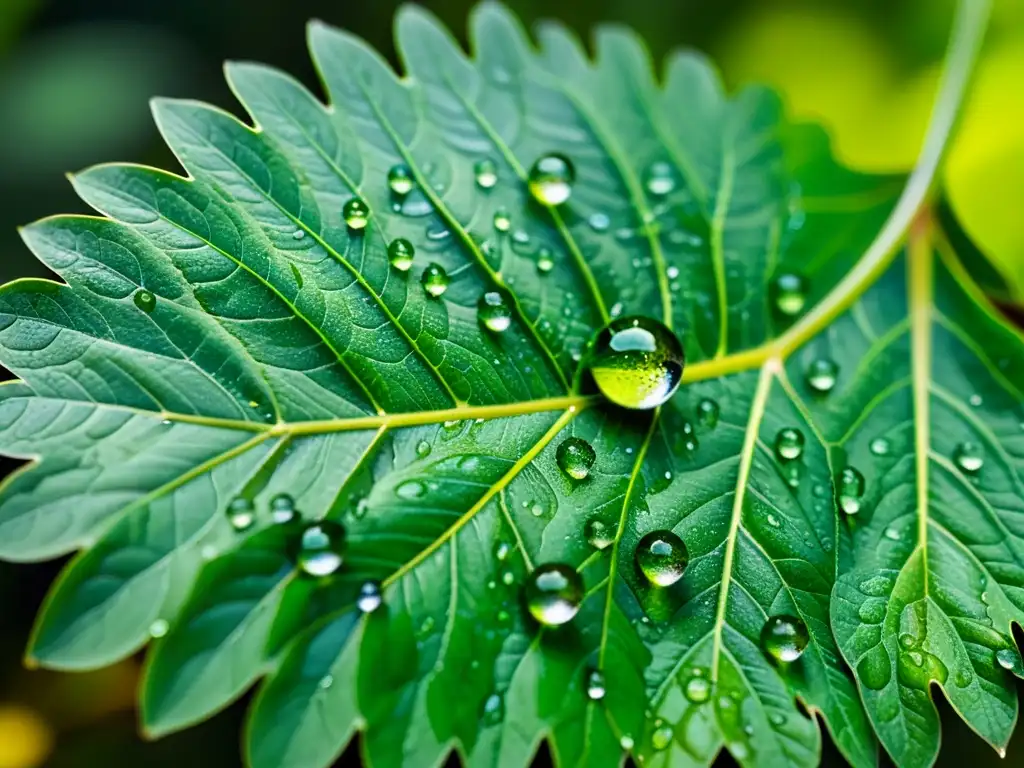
[805,358,838,394]
[416,440,432,458]
[295,521,346,577]
[523,563,583,626]
[556,436,596,481]
[474,159,498,189]
[588,212,610,232]
[620,735,634,751]
[536,247,554,274]
[884,526,901,541]
[696,398,719,429]
[584,518,616,550]
[292,229,305,240]
[585,668,606,700]
[760,614,809,663]
[528,153,575,205]
[766,514,780,528]
[387,164,415,196]
[494,541,511,562]
[318,674,334,690]
[684,675,711,703]
[421,263,450,297]
[969,394,983,407]
[149,619,169,638]
[342,198,370,230]
[643,161,676,197]
[357,580,383,613]
[493,208,511,233]
[134,289,156,313]
[482,692,503,725]
[396,480,426,500]
[636,530,688,587]
[387,238,415,272]
[857,645,893,690]
[771,273,808,317]
[870,437,891,456]
[587,316,685,410]
[859,575,892,597]
[270,493,298,525]
[227,497,255,531]
[774,427,805,461]
[769,713,786,727]
[651,723,673,751]
[838,467,865,515]
[858,598,887,624]
[996,648,1023,675]
[478,289,513,333]
[953,441,984,474]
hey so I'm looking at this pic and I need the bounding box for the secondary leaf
[0,2,996,768]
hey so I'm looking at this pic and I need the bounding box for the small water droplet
[760,614,809,663]
[478,289,513,333]
[295,521,346,577]
[884,526,901,541]
[357,580,383,613]
[556,436,596,481]
[870,437,891,456]
[636,530,688,587]
[684,675,711,703]
[421,263,450,297]
[474,158,498,189]
[318,674,334,690]
[270,493,298,525]
[969,394,983,407]
[996,648,1022,674]
[774,427,805,461]
[644,161,676,197]
[535,247,554,274]
[528,153,575,205]
[134,289,156,313]
[696,398,719,429]
[396,480,426,500]
[415,439,432,458]
[588,212,610,232]
[494,541,511,561]
[149,619,169,638]
[291,229,305,240]
[838,467,865,515]
[587,316,685,410]
[805,358,838,394]
[771,273,808,317]
[387,164,415,196]
[620,735,634,751]
[227,497,255,531]
[651,723,673,751]
[585,667,606,701]
[342,198,370,230]
[493,208,512,233]
[387,238,415,272]
[953,441,984,474]
[584,518,616,550]
[523,563,583,626]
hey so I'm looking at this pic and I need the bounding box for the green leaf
[0,2,997,768]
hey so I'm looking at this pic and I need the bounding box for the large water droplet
[857,645,892,690]
[270,493,298,525]
[760,614,809,663]
[357,580,383,613]
[295,521,346,577]
[771,273,808,317]
[556,437,596,481]
[585,667,606,700]
[421,263,450,298]
[528,153,575,205]
[644,161,676,197]
[227,497,255,531]
[636,530,688,587]
[620,735,635,751]
[696,398,720,429]
[478,289,512,333]
[387,164,414,196]
[584,518,616,550]
[774,427,805,461]
[149,619,169,638]
[838,467,865,515]
[587,316,685,410]
[953,441,984,474]
[523,563,583,626]
[684,674,711,703]
[388,238,415,272]
[342,198,370,230]
[474,159,498,189]
[134,289,156,313]
[651,722,673,751]
[996,648,1023,675]
[805,359,838,394]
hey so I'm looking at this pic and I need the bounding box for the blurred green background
[0,1,1021,766]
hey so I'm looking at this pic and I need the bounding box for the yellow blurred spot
[945,40,1024,296]
[0,705,54,768]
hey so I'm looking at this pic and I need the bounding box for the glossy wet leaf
[0,3,999,768]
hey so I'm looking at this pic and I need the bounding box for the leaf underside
[0,4,1017,768]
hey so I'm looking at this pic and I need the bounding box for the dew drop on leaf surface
[585,667,606,700]
[357,580,383,613]
[269,493,298,525]
[535,247,554,274]
[523,563,583,626]
[643,161,676,197]
[420,263,449,297]
[133,289,156,313]
[227,497,255,532]
[528,153,575,205]
[478,289,512,333]
[635,530,688,587]
[342,198,370,230]
[295,521,346,577]
[587,316,684,410]
[387,164,414,196]
[493,208,511,233]
[684,674,711,703]
[760,615,809,663]
[771,273,808,317]
[696,397,719,429]
[774,427,805,461]
[584,518,616,550]
[387,238,415,272]
[838,467,865,515]
[805,358,838,393]
[556,436,596,481]
[953,441,984,473]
